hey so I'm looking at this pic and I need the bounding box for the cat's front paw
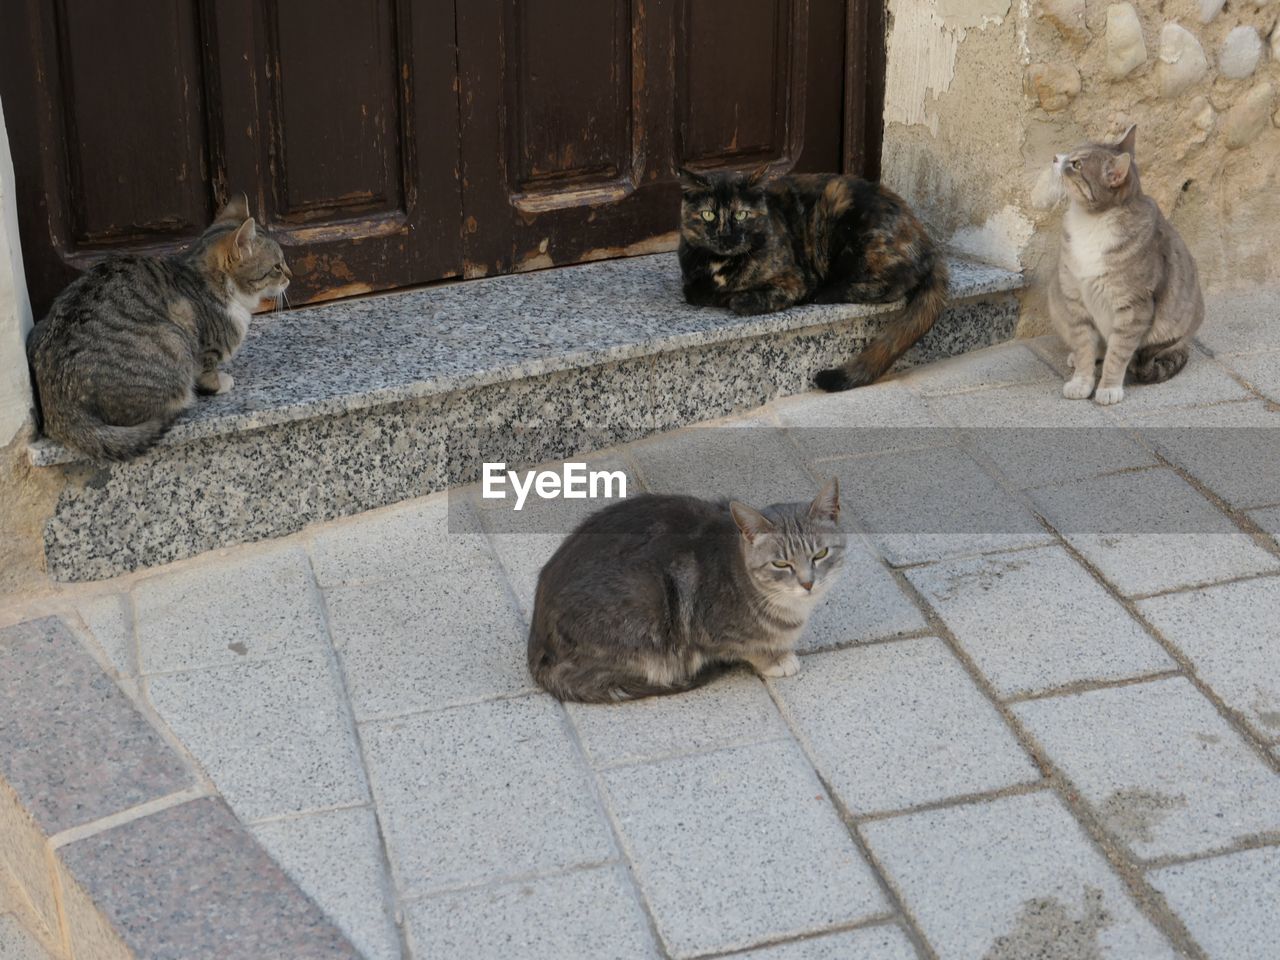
[729,292,778,316]
[213,372,235,395]
[760,652,801,679]
[1093,384,1124,405]
[1062,375,1095,400]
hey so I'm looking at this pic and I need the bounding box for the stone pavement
[3,290,1280,958]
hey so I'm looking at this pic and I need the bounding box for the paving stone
[1219,349,1280,404]
[1139,576,1280,743]
[1149,846,1280,960]
[936,382,1155,488]
[1031,468,1278,596]
[568,669,788,767]
[1196,290,1280,356]
[861,791,1177,959]
[134,547,327,673]
[630,426,818,510]
[898,341,1056,397]
[0,617,192,835]
[147,654,368,822]
[1012,677,1280,860]
[361,695,614,895]
[1251,505,1280,541]
[600,740,888,958]
[829,446,1052,565]
[73,593,134,677]
[774,380,953,462]
[58,797,361,959]
[907,546,1173,698]
[309,493,490,588]
[0,913,54,960]
[251,807,401,960]
[478,460,641,619]
[1116,356,1250,412]
[407,864,660,960]
[323,562,531,721]
[773,638,1038,814]
[721,925,920,959]
[799,535,928,651]
[1119,400,1280,510]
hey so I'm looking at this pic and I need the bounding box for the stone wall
[879,0,1280,333]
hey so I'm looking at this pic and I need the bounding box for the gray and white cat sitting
[527,479,844,702]
[1047,125,1203,405]
[27,194,291,461]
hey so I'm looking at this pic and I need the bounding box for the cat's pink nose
[800,579,813,591]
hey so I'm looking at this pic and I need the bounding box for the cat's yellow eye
[771,560,791,569]
[733,210,749,222]
[813,547,829,561]
[700,209,716,222]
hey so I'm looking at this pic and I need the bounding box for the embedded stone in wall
[1156,24,1208,99]
[1222,82,1275,149]
[1188,96,1216,142]
[1025,63,1082,112]
[1037,0,1089,44]
[1219,26,1263,79]
[1105,4,1147,78]
[1198,0,1225,24]
[1272,21,1280,63]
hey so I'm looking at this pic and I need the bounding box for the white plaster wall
[0,93,34,446]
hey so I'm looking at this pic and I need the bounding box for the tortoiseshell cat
[678,167,948,392]
[27,194,290,461]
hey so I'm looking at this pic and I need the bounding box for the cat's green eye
[771,560,791,569]
[733,210,749,222]
[813,547,829,561]
[700,210,716,222]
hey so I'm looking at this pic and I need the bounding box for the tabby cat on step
[677,166,948,392]
[527,479,844,703]
[27,194,291,461]
[1049,125,1203,404]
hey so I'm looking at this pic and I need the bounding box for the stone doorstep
[27,253,1022,468]
[30,253,1022,582]
[0,617,363,960]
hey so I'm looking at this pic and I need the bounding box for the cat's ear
[228,217,257,261]
[807,477,840,525]
[679,167,711,192]
[730,501,776,543]
[1105,152,1132,188]
[745,163,771,188]
[215,192,252,225]
[1115,124,1137,157]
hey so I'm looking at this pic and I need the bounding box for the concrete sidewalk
[3,291,1279,959]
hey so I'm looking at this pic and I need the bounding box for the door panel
[513,0,633,195]
[267,0,404,218]
[58,0,212,243]
[678,0,798,165]
[1,0,463,314]
[458,0,845,280]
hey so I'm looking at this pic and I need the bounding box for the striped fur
[27,194,291,461]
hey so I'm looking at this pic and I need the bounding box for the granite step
[28,252,1022,581]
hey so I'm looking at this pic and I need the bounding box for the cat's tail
[51,412,177,463]
[813,258,949,392]
[1130,341,1191,384]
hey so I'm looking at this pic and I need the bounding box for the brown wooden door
[455,0,847,278]
[1,0,871,315]
[1,0,463,313]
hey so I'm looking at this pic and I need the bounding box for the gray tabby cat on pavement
[527,479,844,703]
